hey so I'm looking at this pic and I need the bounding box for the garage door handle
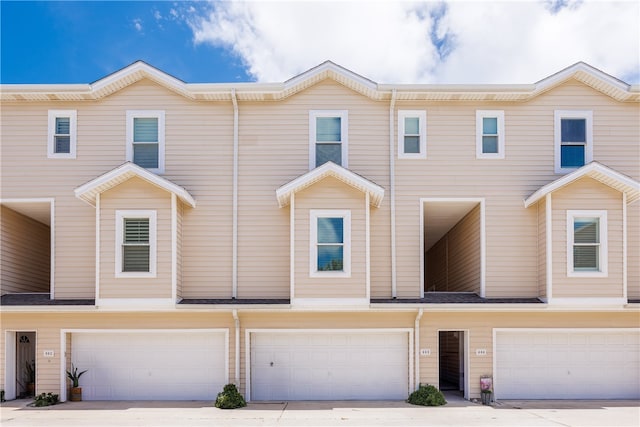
[270,362,274,367]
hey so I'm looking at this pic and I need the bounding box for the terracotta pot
[27,383,35,396]
[69,387,82,401]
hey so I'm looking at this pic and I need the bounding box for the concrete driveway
[1,397,639,427]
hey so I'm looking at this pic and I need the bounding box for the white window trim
[554,110,593,174]
[309,209,351,278]
[47,110,77,159]
[115,210,157,278]
[566,210,607,278]
[398,110,427,159]
[309,110,348,169]
[126,110,165,174]
[476,110,505,159]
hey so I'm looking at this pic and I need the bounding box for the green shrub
[34,392,59,407]
[407,384,446,406]
[214,383,246,409]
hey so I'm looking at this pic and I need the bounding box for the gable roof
[276,162,385,208]
[524,162,640,208]
[74,162,196,208]
[1,61,638,102]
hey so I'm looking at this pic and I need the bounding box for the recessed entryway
[439,331,466,396]
[3,330,37,400]
[248,330,411,401]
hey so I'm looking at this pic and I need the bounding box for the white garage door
[72,331,227,400]
[496,330,640,399]
[250,331,409,400]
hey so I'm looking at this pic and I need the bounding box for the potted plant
[24,360,35,396]
[66,364,87,402]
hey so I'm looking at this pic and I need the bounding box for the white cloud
[185,0,640,84]
[133,18,143,33]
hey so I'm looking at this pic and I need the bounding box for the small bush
[214,383,246,409]
[407,384,446,406]
[34,392,59,407]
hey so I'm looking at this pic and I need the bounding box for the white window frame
[476,110,505,159]
[47,110,77,159]
[554,110,593,174]
[309,110,348,169]
[115,210,157,278]
[126,110,165,174]
[566,210,607,278]
[398,110,427,159]
[309,210,351,278]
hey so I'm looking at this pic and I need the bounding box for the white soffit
[74,162,196,208]
[524,162,640,208]
[1,61,637,103]
[276,162,385,208]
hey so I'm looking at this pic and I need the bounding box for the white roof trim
[74,162,196,208]
[276,162,385,208]
[2,61,637,103]
[524,162,640,208]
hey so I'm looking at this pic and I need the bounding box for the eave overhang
[524,162,640,208]
[74,162,196,208]
[1,61,637,103]
[276,162,385,208]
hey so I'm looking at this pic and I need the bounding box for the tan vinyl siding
[0,206,50,294]
[425,205,480,293]
[294,177,367,299]
[99,177,172,299]
[629,202,640,299]
[237,79,390,299]
[552,177,623,298]
[537,198,547,298]
[176,200,183,299]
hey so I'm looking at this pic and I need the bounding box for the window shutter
[123,218,150,272]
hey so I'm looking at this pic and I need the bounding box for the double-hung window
[476,110,505,159]
[47,110,77,158]
[116,210,157,278]
[126,110,165,173]
[398,110,427,159]
[567,210,607,277]
[554,110,592,173]
[310,210,351,277]
[309,110,348,169]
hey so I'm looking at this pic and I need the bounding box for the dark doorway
[439,331,465,393]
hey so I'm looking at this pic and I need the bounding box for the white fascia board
[534,62,630,93]
[284,61,378,91]
[74,162,196,208]
[276,162,385,208]
[524,162,640,208]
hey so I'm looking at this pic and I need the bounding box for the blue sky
[2,1,639,85]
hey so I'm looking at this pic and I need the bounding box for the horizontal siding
[629,202,640,298]
[294,177,367,299]
[0,206,50,294]
[99,177,172,299]
[538,199,546,298]
[552,177,623,298]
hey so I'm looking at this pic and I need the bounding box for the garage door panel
[251,331,409,401]
[496,330,640,399]
[72,331,226,400]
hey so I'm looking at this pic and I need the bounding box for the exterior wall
[537,198,547,299]
[425,205,480,293]
[237,80,390,299]
[552,178,623,298]
[628,202,640,299]
[394,79,640,299]
[99,177,172,299]
[0,206,50,294]
[293,177,367,299]
[176,200,183,299]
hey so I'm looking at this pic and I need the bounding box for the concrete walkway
[1,397,639,426]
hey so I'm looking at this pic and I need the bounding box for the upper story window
[126,110,165,174]
[47,110,77,158]
[310,210,351,278]
[476,110,505,159]
[398,110,427,159]
[309,110,348,169]
[567,210,607,278]
[115,210,157,278]
[554,110,592,173]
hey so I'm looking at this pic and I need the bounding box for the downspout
[232,309,240,387]
[390,89,397,298]
[414,308,424,390]
[232,89,239,299]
